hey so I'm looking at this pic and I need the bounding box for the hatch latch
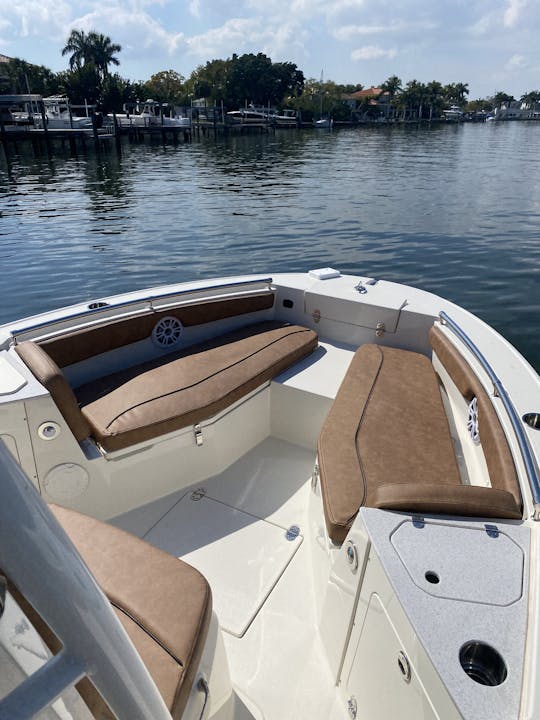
[194,424,204,447]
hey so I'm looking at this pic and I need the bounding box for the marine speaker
[151,316,183,349]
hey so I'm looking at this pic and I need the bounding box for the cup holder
[523,412,540,430]
[88,301,109,310]
[459,641,507,686]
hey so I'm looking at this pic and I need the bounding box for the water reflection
[0,122,538,370]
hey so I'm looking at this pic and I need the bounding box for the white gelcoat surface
[145,493,302,638]
[113,438,347,719]
[0,356,26,395]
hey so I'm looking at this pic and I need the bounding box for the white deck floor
[111,437,349,720]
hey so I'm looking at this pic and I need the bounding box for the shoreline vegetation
[1,30,540,123]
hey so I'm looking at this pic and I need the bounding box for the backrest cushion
[429,326,521,509]
[15,341,90,442]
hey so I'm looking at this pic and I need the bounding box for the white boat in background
[443,105,464,121]
[114,100,191,129]
[314,116,333,128]
[227,105,298,127]
[0,269,539,719]
[33,97,93,130]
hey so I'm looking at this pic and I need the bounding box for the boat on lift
[113,100,191,128]
[0,269,538,719]
[32,96,93,130]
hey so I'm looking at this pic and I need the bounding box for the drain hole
[425,571,440,584]
[460,642,507,686]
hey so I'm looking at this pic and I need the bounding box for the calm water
[1,122,539,370]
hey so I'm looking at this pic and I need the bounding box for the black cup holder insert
[459,641,507,686]
[88,301,109,310]
[523,413,540,430]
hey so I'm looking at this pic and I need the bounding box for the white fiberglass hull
[0,270,538,720]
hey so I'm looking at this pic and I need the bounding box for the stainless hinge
[194,424,203,446]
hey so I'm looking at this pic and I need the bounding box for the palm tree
[62,30,121,79]
[399,79,424,120]
[426,81,443,121]
[87,32,121,78]
[380,75,402,119]
[62,29,91,71]
[443,82,469,108]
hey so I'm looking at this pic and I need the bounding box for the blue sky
[1,0,539,98]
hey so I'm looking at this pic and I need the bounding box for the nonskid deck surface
[111,437,348,720]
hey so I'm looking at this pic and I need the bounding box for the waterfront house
[343,87,392,122]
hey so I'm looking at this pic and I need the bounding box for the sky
[0,0,539,99]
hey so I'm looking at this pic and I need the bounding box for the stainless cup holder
[523,412,540,430]
[460,641,507,686]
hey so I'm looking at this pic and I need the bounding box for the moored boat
[443,105,464,121]
[0,269,539,719]
[314,116,333,128]
[227,106,298,127]
[113,100,191,128]
[33,96,93,129]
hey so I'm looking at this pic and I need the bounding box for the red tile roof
[346,87,383,99]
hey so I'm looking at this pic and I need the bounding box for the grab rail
[10,276,274,340]
[439,311,540,520]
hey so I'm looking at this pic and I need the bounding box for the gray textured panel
[391,520,524,605]
[361,508,530,720]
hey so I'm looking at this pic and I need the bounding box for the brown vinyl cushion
[14,341,91,442]
[318,344,462,544]
[40,294,275,367]
[76,321,318,452]
[373,483,522,519]
[429,325,521,509]
[49,504,213,719]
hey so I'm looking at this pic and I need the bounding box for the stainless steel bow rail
[439,311,540,520]
[9,276,274,341]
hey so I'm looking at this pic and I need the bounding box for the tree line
[1,29,539,121]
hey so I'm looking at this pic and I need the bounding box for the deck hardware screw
[190,488,206,501]
[375,322,386,337]
[346,540,358,571]
[312,309,321,323]
[347,696,357,719]
[398,651,411,682]
[286,525,300,541]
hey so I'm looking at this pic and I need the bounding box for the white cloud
[333,20,438,41]
[504,0,527,27]
[68,5,186,56]
[0,0,72,40]
[185,15,309,62]
[186,18,266,58]
[189,0,201,17]
[351,45,396,61]
[507,53,528,68]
